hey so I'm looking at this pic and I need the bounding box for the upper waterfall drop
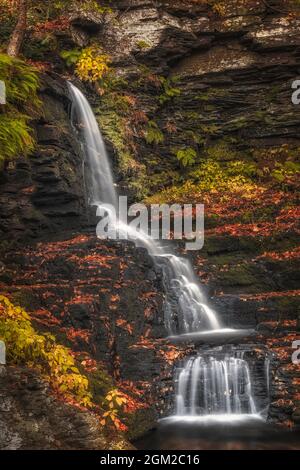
[68,82,118,209]
[68,82,221,335]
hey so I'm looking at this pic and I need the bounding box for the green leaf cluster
[175,147,197,167]
[144,120,164,145]
[158,77,181,105]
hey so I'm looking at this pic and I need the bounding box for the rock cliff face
[0,234,181,442]
[0,0,299,449]
[0,365,131,450]
[0,75,86,243]
[87,0,300,198]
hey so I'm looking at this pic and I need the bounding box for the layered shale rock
[0,365,131,450]
[0,234,184,439]
[0,74,86,242]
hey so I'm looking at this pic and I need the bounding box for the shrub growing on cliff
[0,295,92,407]
[76,47,110,82]
[61,46,111,83]
[145,158,259,204]
[101,389,128,431]
[0,53,39,103]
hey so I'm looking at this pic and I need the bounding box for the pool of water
[135,421,300,450]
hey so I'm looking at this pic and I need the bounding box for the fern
[176,148,197,167]
[144,120,164,145]
[0,115,35,164]
[158,77,181,105]
[0,54,39,164]
[0,53,40,106]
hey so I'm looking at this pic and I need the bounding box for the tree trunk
[7,0,27,57]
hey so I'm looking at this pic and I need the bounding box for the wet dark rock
[69,10,105,32]
[0,365,131,450]
[0,234,169,439]
[0,74,86,243]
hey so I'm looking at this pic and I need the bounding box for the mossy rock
[208,252,249,266]
[204,235,260,255]
[88,367,114,405]
[123,407,157,441]
[218,265,259,288]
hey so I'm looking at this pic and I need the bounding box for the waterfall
[68,83,266,424]
[68,82,220,335]
[172,351,260,421]
[68,83,118,208]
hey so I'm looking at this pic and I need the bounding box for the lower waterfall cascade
[68,83,269,423]
[169,348,268,423]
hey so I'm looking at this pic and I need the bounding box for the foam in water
[175,353,257,417]
[68,82,220,336]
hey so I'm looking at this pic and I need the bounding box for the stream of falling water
[68,83,264,422]
[170,352,260,424]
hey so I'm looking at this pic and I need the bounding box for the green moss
[199,123,220,136]
[136,40,151,49]
[225,116,248,131]
[196,88,228,102]
[189,158,257,191]
[207,252,248,266]
[96,88,148,198]
[141,169,181,197]
[203,235,261,256]
[123,408,157,441]
[181,111,202,121]
[206,141,243,162]
[23,37,56,61]
[79,0,112,14]
[218,265,259,287]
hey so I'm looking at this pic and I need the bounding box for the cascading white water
[68,82,220,335]
[174,352,258,421]
[69,83,117,209]
[68,83,266,424]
